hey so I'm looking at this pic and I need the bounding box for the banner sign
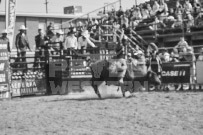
[11,71,46,97]
[196,61,203,84]
[161,62,191,83]
[6,0,17,49]
[0,44,10,99]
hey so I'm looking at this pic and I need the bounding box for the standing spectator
[47,22,54,39]
[34,27,49,68]
[15,25,31,68]
[64,29,78,56]
[0,29,10,52]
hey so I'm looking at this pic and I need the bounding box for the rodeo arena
[0,0,203,134]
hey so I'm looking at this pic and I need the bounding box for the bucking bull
[90,58,161,99]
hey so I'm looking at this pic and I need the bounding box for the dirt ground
[0,85,203,135]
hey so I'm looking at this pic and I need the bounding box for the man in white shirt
[78,30,96,54]
[64,29,78,50]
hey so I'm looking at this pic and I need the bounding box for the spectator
[174,37,189,53]
[141,7,150,19]
[15,25,31,69]
[175,0,183,13]
[184,0,193,14]
[157,0,168,17]
[78,30,96,54]
[47,22,54,38]
[170,48,179,61]
[195,8,203,26]
[34,27,49,68]
[171,15,183,28]
[152,0,160,16]
[168,8,175,18]
[149,16,166,30]
[159,49,170,62]
[0,29,10,52]
[186,12,194,32]
[131,6,142,20]
[146,3,153,16]
[193,0,202,17]
[197,48,203,61]
[64,29,78,51]
[50,29,64,55]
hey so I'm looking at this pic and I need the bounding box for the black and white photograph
[0,0,203,134]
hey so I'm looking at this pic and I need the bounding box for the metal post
[44,0,48,14]
[119,0,121,7]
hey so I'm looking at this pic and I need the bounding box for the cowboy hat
[149,42,158,52]
[19,25,28,30]
[81,30,90,38]
[1,29,8,34]
[56,29,64,35]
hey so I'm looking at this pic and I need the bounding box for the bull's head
[108,59,127,79]
[147,71,161,86]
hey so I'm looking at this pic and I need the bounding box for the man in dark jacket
[34,27,49,68]
[15,25,31,69]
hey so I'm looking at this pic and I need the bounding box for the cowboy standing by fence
[15,25,31,69]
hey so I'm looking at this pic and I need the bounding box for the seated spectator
[164,16,175,28]
[149,16,166,30]
[141,7,150,19]
[193,0,202,17]
[186,12,194,32]
[198,48,203,61]
[168,8,175,17]
[195,8,203,26]
[170,49,180,62]
[152,0,160,16]
[171,15,183,29]
[159,49,170,62]
[174,37,189,53]
[131,6,142,20]
[175,0,183,16]
[157,0,168,17]
[184,0,193,14]
[147,3,153,17]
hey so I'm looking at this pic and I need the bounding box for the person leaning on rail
[15,25,32,69]
[77,30,97,54]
